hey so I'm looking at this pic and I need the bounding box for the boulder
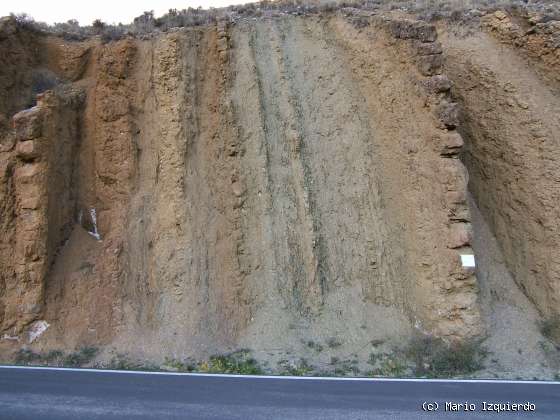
[415,41,443,55]
[417,54,443,76]
[446,190,467,205]
[438,131,464,156]
[18,185,42,210]
[16,140,41,161]
[14,163,44,184]
[13,107,43,141]
[435,101,459,129]
[448,223,472,249]
[441,159,468,192]
[421,75,452,94]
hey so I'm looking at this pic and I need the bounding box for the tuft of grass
[14,349,40,365]
[406,335,487,378]
[376,356,407,377]
[333,359,360,376]
[12,347,268,375]
[162,357,196,372]
[28,69,60,106]
[326,337,343,349]
[277,358,314,376]
[199,350,263,375]
[108,354,147,370]
[44,350,65,366]
[539,317,560,344]
[14,347,98,368]
[63,347,98,367]
[305,340,324,353]
[366,350,408,377]
[367,352,379,366]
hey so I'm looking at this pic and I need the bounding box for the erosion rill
[0,7,558,378]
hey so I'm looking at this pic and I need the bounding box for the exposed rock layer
[0,10,557,364]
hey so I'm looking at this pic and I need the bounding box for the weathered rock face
[0,9,557,364]
[332,15,481,339]
[482,10,560,88]
[0,89,84,335]
[440,12,560,322]
[0,18,38,117]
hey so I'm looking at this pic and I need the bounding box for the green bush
[162,357,196,372]
[14,349,40,365]
[277,358,314,376]
[200,350,263,375]
[406,335,486,378]
[108,354,146,370]
[14,347,97,367]
[30,69,60,98]
[44,350,65,365]
[63,347,98,367]
[333,359,360,376]
[377,356,407,377]
[366,351,407,377]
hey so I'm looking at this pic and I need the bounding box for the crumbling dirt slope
[0,8,559,378]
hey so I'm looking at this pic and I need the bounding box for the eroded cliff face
[0,9,558,372]
[2,89,84,335]
[440,11,560,321]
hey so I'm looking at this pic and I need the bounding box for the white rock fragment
[461,254,476,268]
[28,320,50,343]
[1,334,19,341]
[88,208,101,240]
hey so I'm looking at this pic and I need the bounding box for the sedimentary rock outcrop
[0,6,558,371]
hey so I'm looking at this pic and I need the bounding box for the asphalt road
[0,366,558,419]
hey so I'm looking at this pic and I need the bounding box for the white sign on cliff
[461,254,476,268]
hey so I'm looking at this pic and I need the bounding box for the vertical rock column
[11,102,49,332]
[389,19,482,338]
[416,27,480,338]
[7,88,84,337]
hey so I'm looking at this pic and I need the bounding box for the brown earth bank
[0,5,558,379]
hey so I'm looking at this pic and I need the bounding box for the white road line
[0,365,559,384]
